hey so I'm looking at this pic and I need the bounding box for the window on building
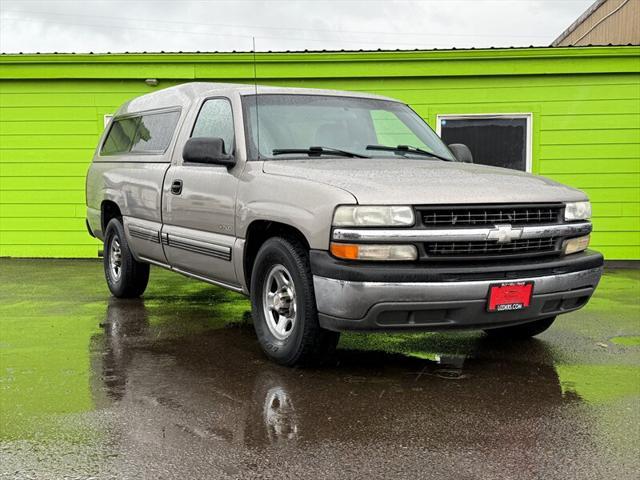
[100,110,180,156]
[437,114,532,172]
[191,98,235,154]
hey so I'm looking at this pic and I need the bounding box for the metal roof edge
[1,44,639,61]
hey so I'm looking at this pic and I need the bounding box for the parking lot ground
[0,259,639,479]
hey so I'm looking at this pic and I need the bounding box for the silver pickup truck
[86,82,604,366]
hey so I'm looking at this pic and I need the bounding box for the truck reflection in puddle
[91,297,573,451]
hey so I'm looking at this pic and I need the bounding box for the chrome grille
[425,237,558,259]
[420,204,563,227]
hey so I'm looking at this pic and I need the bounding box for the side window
[191,99,235,154]
[100,110,180,156]
[131,111,180,153]
[101,117,139,155]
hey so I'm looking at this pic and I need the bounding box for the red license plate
[487,282,533,312]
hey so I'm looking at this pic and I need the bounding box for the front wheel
[484,316,557,340]
[104,218,150,298]
[250,237,339,366]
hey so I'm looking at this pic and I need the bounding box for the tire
[103,218,150,298]
[484,316,557,340]
[250,236,339,366]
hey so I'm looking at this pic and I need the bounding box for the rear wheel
[250,236,339,366]
[484,316,557,340]
[104,218,150,298]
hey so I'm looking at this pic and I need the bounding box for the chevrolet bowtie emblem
[487,224,523,244]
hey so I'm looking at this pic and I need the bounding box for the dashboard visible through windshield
[241,94,455,161]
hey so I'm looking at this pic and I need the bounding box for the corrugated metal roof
[1,43,637,56]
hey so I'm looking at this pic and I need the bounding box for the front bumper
[311,250,604,332]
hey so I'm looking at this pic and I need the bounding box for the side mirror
[448,143,473,163]
[183,137,236,167]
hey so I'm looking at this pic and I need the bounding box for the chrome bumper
[313,266,603,332]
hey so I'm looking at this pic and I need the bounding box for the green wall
[1,47,639,259]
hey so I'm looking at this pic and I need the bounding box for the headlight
[565,201,591,221]
[563,235,590,255]
[333,205,415,227]
[330,242,417,261]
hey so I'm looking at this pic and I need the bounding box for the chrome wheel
[109,236,122,281]
[262,264,297,340]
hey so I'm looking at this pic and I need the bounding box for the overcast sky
[0,0,594,53]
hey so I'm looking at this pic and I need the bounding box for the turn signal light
[330,242,417,261]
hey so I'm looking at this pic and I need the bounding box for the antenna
[252,36,260,160]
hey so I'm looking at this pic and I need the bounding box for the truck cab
[86,82,604,366]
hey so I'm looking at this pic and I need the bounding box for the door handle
[171,179,183,195]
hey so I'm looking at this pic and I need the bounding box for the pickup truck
[86,82,604,366]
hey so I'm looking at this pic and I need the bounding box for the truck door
[161,97,240,287]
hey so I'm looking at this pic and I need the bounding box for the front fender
[236,164,356,250]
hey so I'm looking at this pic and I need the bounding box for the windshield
[242,94,456,161]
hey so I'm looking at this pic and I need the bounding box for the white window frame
[436,113,533,173]
[103,114,113,129]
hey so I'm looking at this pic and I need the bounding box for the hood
[262,158,587,205]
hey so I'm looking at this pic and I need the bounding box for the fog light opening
[563,235,590,255]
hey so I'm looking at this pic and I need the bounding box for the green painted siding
[1,47,639,259]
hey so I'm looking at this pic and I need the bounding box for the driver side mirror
[448,143,473,163]
[183,137,236,167]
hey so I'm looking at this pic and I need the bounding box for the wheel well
[244,220,310,292]
[101,200,122,232]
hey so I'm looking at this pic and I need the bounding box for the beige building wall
[553,0,640,46]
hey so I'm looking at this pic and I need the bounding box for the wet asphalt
[0,259,638,480]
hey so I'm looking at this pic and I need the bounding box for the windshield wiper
[366,144,452,162]
[272,146,370,158]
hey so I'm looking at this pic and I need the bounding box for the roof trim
[552,0,608,46]
[1,45,638,81]
[0,43,636,57]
